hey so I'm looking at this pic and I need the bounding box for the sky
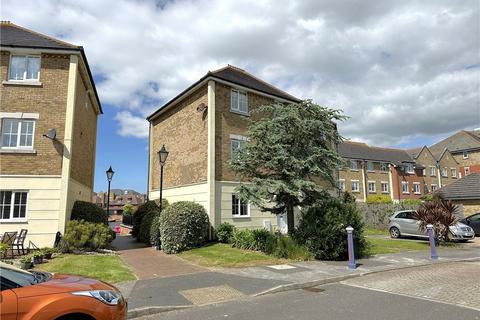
[1,0,479,193]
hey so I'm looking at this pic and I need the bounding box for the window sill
[0,148,37,154]
[0,220,27,224]
[381,192,389,194]
[230,109,250,117]
[350,169,359,172]
[402,192,410,195]
[232,215,250,219]
[352,191,360,193]
[367,170,375,173]
[414,193,421,195]
[2,80,42,87]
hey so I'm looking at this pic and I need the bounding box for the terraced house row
[337,141,459,202]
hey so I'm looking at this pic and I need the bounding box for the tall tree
[230,100,346,233]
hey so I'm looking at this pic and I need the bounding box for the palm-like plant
[414,200,458,242]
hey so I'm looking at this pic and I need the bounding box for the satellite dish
[43,128,57,140]
[196,103,207,113]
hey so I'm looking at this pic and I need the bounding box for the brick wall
[150,85,208,190]
[453,150,480,168]
[214,83,273,181]
[338,162,365,201]
[69,73,98,188]
[0,52,69,175]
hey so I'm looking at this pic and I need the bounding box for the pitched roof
[405,147,423,159]
[147,65,300,121]
[436,173,480,200]
[429,130,480,156]
[0,21,102,113]
[338,141,413,164]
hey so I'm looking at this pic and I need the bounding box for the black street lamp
[156,145,169,249]
[106,166,115,216]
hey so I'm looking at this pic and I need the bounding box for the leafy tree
[230,100,346,233]
[123,203,133,216]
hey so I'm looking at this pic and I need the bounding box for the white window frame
[366,161,374,172]
[413,182,421,194]
[431,184,438,191]
[8,54,41,82]
[0,190,29,222]
[230,89,249,115]
[380,162,388,172]
[463,151,469,159]
[1,118,36,149]
[350,160,359,171]
[401,181,409,194]
[230,135,248,160]
[406,163,415,174]
[381,181,389,193]
[351,180,360,193]
[441,167,448,178]
[231,194,250,218]
[451,168,457,178]
[464,167,470,175]
[367,181,376,193]
[338,179,345,192]
[429,166,436,177]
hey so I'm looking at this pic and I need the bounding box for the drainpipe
[361,160,367,202]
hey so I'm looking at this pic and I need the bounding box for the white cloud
[1,0,478,144]
[114,111,149,139]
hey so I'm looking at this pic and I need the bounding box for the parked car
[460,213,480,236]
[0,262,126,320]
[388,210,475,242]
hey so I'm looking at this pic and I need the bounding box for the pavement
[112,235,480,318]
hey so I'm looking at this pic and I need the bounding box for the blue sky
[2,0,479,193]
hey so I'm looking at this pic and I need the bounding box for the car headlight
[450,225,458,232]
[72,290,122,305]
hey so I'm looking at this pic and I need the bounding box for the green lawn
[178,243,286,268]
[364,228,388,236]
[366,237,430,255]
[34,254,136,283]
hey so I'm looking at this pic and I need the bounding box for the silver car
[388,210,475,242]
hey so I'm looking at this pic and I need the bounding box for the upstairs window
[1,119,35,149]
[232,194,248,217]
[413,183,421,194]
[451,168,457,178]
[431,184,438,191]
[230,89,248,114]
[402,181,409,194]
[367,161,374,171]
[429,166,436,177]
[380,162,388,172]
[441,167,448,177]
[338,179,345,192]
[463,151,469,159]
[351,180,359,192]
[8,55,40,81]
[406,163,415,174]
[0,191,28,221]
[231,138,247,160]
[350,160,358,170]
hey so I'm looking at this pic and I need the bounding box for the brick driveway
[113,235,208,279]
[343,261,480,311]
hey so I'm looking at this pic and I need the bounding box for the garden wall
[356,203,418,229]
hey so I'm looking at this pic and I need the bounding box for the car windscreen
[1,265,37,288]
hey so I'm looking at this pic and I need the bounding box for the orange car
[0,262,127,320]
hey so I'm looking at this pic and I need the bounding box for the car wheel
[390,227,400,238]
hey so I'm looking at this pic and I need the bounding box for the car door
[466,213,480,235]
[0,287,18,320]
[402,211,423,236]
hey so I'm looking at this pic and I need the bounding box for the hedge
[71,201,108,224]
[160,201,209,254]
[136,199,168,245]
[366,195,393,204]
[132,201,159,238]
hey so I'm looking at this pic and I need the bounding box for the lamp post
[156,145,169,249]
[106,166,115,216]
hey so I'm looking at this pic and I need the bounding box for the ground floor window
[431,184,437,191]
[351,180,360,192]
[232,194,249,217]
[368,181,376,193]
[0,190,28,221]
[381,182,389,193]
[402,181,409,194]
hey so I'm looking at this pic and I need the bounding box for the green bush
[132,201,159,237]
[138,207,160,245]
[366,195,393,204]
[149,212,162,246]
[231,229,256,250]
[216,222,235,243]
[60,220,114,252]
[294,198,368,260]
[71,201,108,224]
[272,236,312,260]
[160,201,209,254]
[401,199,422,206]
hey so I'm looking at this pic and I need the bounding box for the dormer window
[230,89,248,115]
[406,163,414,174]
[8,55,40,81]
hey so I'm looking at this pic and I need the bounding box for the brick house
[92,189,146,215]
[436,173,480,216]
[338,142,458,202]
[147,65,301,232]
[429,129,480,178]
[0,22,102,247]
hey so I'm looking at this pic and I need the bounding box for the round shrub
[71,201,108,224]
[60,220,114,253]
[216,222,235,243]
[138,207,160,245]
[132,201,159,238]
[294,198,368,260]
[160,201,209,254]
